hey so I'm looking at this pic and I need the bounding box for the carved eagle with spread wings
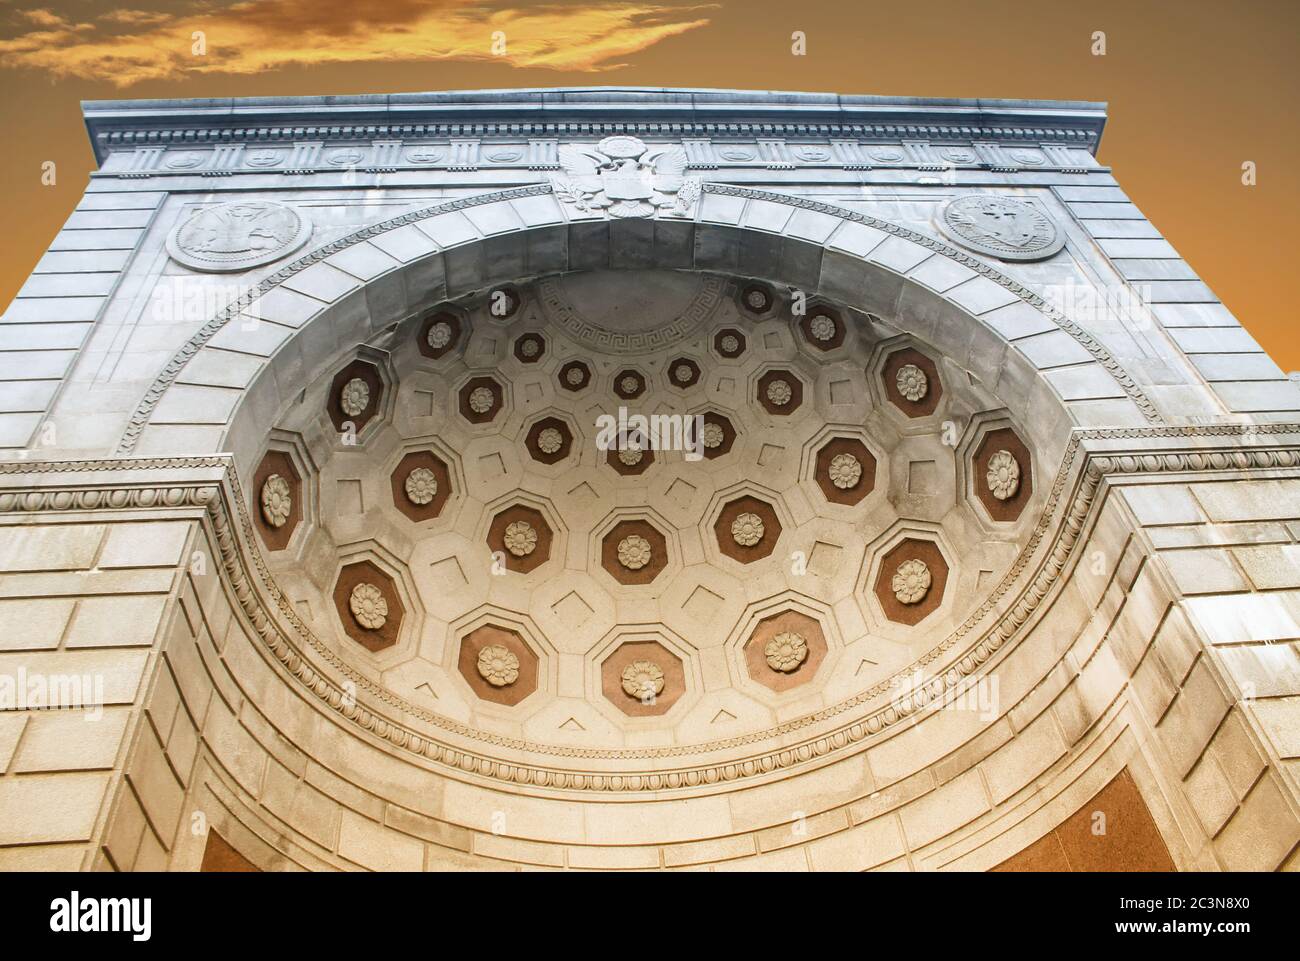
[552,136,700,218]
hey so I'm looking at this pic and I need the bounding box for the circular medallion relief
[349,583,389,630]
[467,386,495,414]
[828,453,862,490]
[766,380,793,406]
[937,195,1064,262]
[167,200,313,273]
[764,631,808,673]
[892,559,932,605]
[476,645,520,687]
[621,660,665,700]
[809,314,837,341]
[404,467,438,505]
[896,364,928,402]
[986,449,1022,501]
[537,427,564,454]
[339,378,370,418]
[731,512,765,547]
[616,534,653,571]
[503,521,539,557]
[260,474,292,529]
[426,322,453,350]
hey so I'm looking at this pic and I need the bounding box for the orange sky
[2,0,1296,370]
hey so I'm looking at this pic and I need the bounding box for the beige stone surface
[2,89,1299,872]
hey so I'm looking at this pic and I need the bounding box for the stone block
[0,772,110,844]
[0,597,75,650]
[261,759,339,849]
[338,811,424,871]
[661,834,756,867]
[566,844,659,870]
[981,711,1068,804]
[806,814,905,871]
[1185,755,1238,837]
[1122,484,1203,526]
[0,713,25,770]
[898,768,989,848]
[1216,644,1300,700]
[1252,696,1300,758]
[1160,548,1247,595]
[0,524,103,572]
[202,700,267,797]
[0,649,149,706]
[1208,710,1268,801]
[126,722,185,843]
[1233,544,1300,590]
[1214,775,1300,870]
[14,707,129,772]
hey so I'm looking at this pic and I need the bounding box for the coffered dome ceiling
[246,265,1046,783]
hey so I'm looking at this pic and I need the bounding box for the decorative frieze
[104,136,1099,178]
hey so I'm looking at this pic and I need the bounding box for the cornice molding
[82,88,1107,164]
[4,424,1297,794]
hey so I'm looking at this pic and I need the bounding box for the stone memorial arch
[1,89,1297,871]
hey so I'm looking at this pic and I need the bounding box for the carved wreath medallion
[167,200,313,273]
[828,453,862,490]
[896,364,928,403]
[427,322,453,350]
[766,380,793,406]
[339,378,370,417]
[537,427,564,454]
[938,194,1065,262]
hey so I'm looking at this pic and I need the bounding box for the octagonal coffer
[487,505,553,574]
[600,640,684,717]
[457,625,539,706]
[872,537,950,626]
[332,561,403,652]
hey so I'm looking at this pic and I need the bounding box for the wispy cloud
[0,1,714,86]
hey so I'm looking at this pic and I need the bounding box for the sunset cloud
[0,0,714,86]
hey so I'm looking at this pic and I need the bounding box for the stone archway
[123,183,1159,465]
[5,86,1296,872]
[92,185,1178,829]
